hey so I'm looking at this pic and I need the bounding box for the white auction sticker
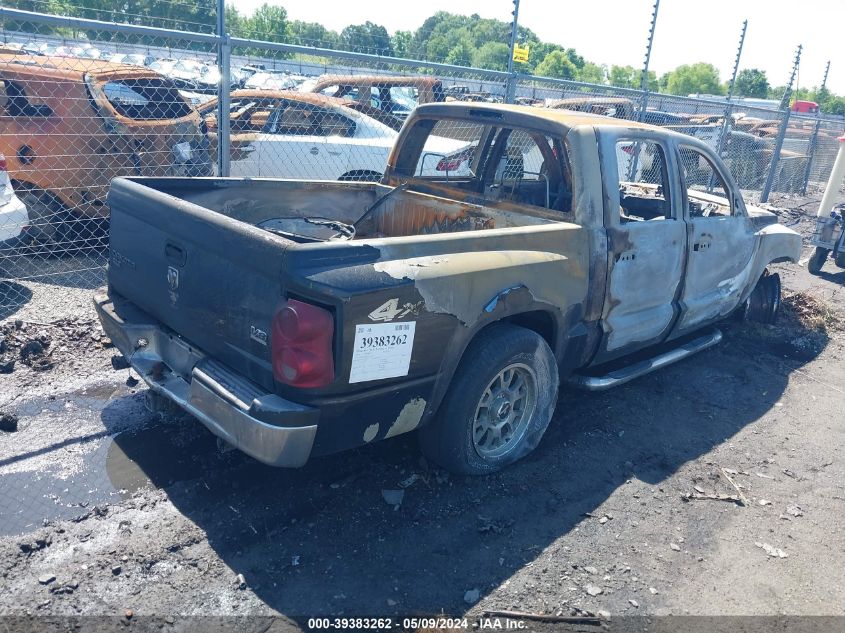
[349,322,416,384]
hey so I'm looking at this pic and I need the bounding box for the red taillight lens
[272,299,334,388]
[0,155,7,172]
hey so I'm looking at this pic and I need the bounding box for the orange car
[302,75,445,129]
[0,54,211,241]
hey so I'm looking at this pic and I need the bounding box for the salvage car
[95,103,800,475]
[302,75,445,123]
[0,54,211,243]
[244,71,298,91]
[109,53,154,68]
[198,90,465,180]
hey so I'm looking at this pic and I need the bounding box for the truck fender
[417,286,569,429]
[738,224,802,305]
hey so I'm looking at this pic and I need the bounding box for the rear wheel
[807,247,828,275]
[15,186,107,256]
[419,324,558,475]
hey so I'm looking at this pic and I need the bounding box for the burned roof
[307,74,442,90]
[0,53,159,81]
[199,89,362,112]
[413,101,657,134]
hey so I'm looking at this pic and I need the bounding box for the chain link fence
[1,7,844,320]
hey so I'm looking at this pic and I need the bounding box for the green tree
[768,85,787,101]
[391,30,412,58]
[578,62,607,85]
[225,5,246,38]
[534,50,578,80]
[243,3,288,43]
[471,41,510,71]
[821,95,845,115]
[444,39,474,67]
[609,65,656,91]
[288,20,337,48]
[734,69,769,98]
[609,65,639,89]
[339,21,393,56]
[663,63,723,96]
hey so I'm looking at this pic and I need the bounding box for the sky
[235,0,845,94]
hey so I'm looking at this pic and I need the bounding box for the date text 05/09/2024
[306,616,527,629]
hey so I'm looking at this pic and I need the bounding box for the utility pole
[761,44,802,202]
[636,0,660,122]
[216,0,231,177]
[801,60,831,194]
[505,0,520,103]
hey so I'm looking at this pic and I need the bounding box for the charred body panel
[0,54,210,219]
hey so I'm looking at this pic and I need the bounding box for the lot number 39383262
[349,322,416,384]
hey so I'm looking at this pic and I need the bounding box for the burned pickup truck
[95,103,801,474]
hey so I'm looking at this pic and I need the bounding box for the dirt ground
[0,198,844,630]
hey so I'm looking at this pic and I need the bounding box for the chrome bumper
[94,289,318,467]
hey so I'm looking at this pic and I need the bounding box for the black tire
[419,324,559,475]
[14,187,107,256]
[15,187,64,243]
[807,247,828,275]
[743,271,781,325]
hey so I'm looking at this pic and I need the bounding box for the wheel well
[10,180,69,212]
[338,170,382,182]
[498,310,557,352]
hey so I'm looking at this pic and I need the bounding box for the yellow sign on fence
[512,44,530,63]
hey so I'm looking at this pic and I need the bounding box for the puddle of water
[0,380,217,536]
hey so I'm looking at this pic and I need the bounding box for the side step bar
[568,328,723,392]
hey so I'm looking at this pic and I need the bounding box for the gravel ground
[0,202,843,629]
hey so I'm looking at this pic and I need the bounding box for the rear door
[594,131,687,362]
[673,143,755,333]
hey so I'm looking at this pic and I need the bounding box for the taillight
[0,155,7,172]
[272,299,334,388]
[436,147,473,172]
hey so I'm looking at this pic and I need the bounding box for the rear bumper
[93,289,318,467]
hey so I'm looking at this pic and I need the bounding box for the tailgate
[106,178,290,390]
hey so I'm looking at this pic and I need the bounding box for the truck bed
[105,177,570,396]
[136,177,560,240]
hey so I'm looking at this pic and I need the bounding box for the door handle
[309,146,319,155]
[165,242,186,266]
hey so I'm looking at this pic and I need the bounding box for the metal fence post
[636,0,659,123]
[504,0,520,104]
[712,101,734,185]
[801,60,831,194]
[216,0,230,177]
[760,109,792,203]
[761,44,802,203]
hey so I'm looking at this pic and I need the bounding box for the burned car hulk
[0,54,211,244]
[95,103,801,475]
